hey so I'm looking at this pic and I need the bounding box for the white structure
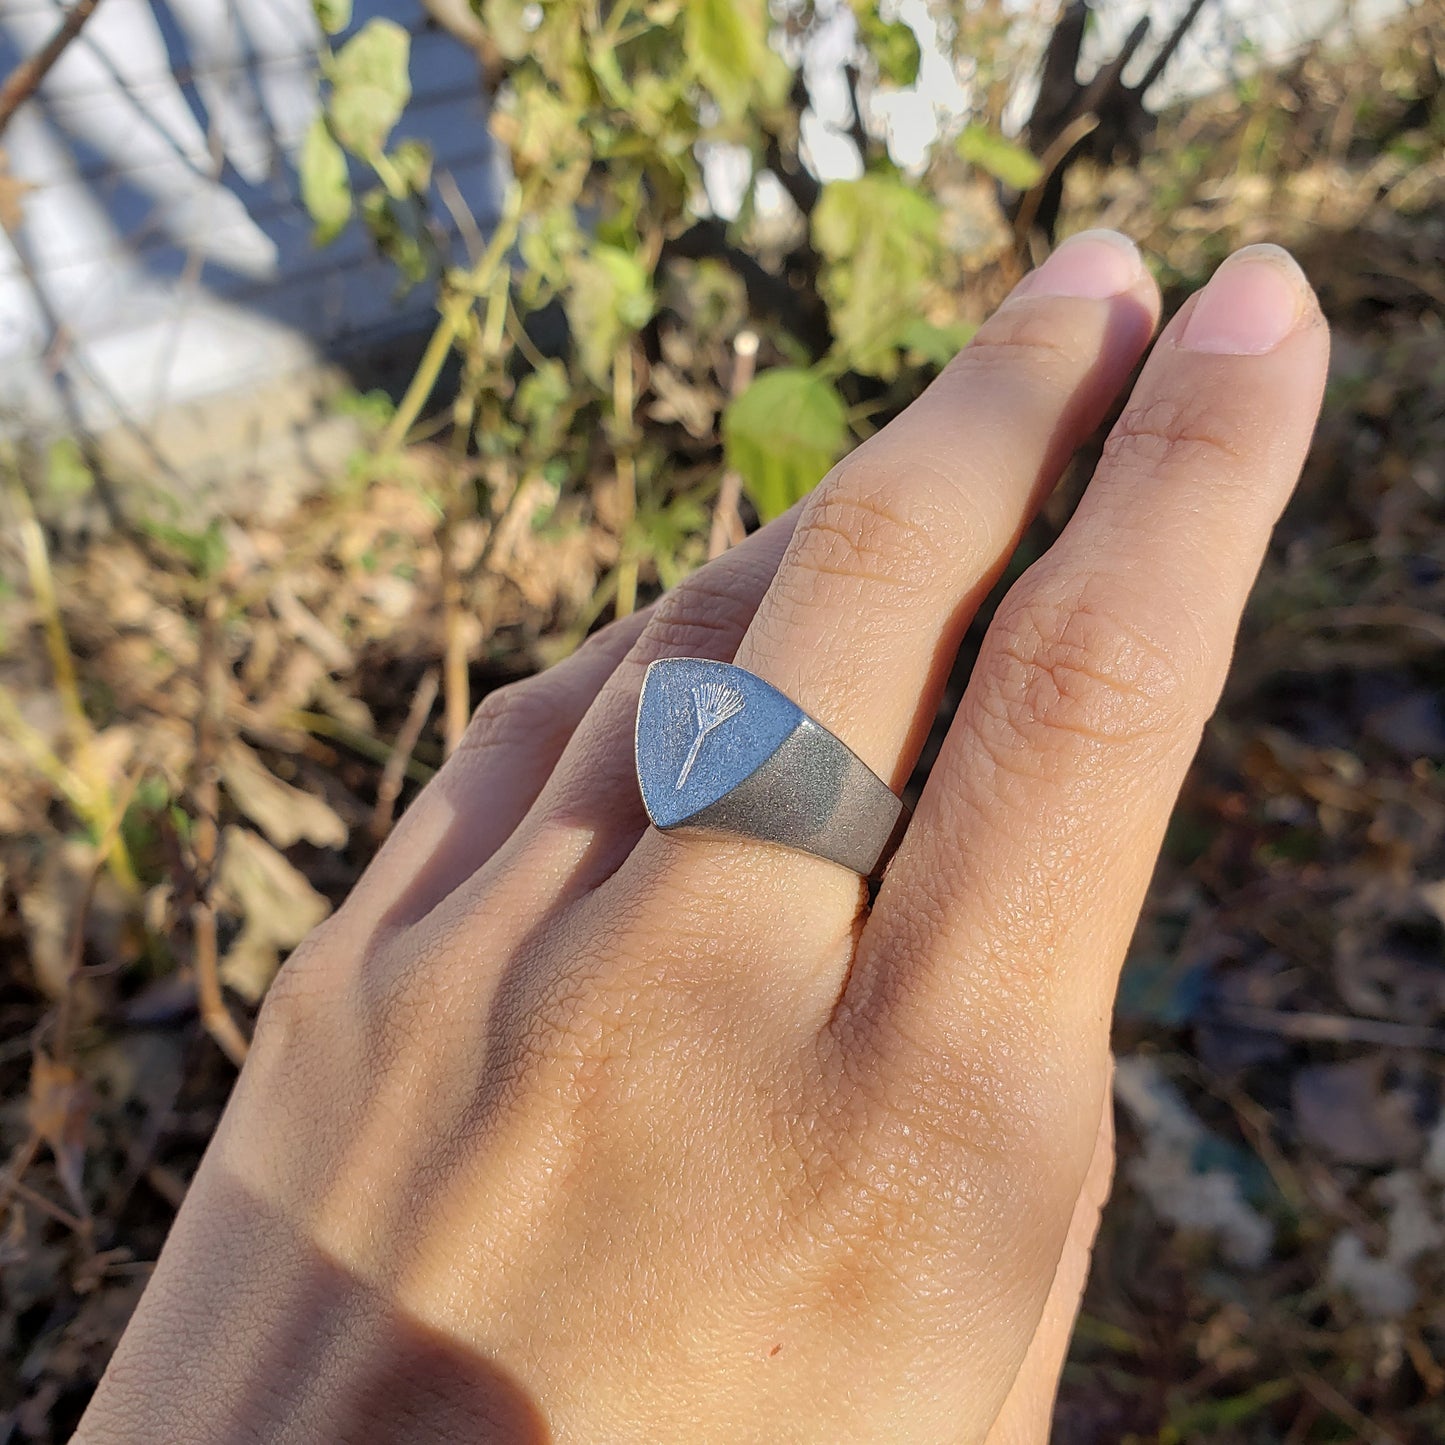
[0,0,499,498]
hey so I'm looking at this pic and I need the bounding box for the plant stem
[379,181,527,454]
[612,343,638,617]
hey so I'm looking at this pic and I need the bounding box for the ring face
[635,658,908,878]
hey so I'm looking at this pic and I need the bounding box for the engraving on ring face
[675,681,746,790]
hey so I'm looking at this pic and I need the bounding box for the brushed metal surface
[635,657,908,878]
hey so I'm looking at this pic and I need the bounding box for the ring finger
[619,230,1161,915]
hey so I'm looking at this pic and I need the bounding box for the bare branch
[0,0,108,139]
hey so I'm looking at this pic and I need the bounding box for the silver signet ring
[634,657,909,879]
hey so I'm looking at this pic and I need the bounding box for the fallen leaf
[1292,1055,1422,1167]
[220,741,348,850]
[1114,1054,1273,1268]
[1328,1172,1444,1317]
[215,826,330,1002]
[18,839,127,1007]
[0,148,32,231]
[272,583,354,672]
[27,1052,90,1218]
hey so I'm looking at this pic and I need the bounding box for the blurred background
[0,0,1442,1438]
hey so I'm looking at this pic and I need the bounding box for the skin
[78,234,1329,1444]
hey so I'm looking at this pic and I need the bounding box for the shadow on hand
[88,1169,550,1444]
[329,1299,550,1444]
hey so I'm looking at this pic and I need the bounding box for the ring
[634,657,910,879]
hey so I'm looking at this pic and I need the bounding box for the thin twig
[371,668,438,842]
[379,181,526,455]
[279,709,437,782]
[0,1135,40,1220]
[15,491,86,739]
[612,343,639,618]
[1209,1003,1445,1053]
[8,490,140,893]
[1,212,182,539]
[143,1163,189,1211]
[9,1174,89,1236]
[53,765,147,1064]
[0,0,108,139]
[1295,1364,1403,1445]
[842,63,870,161]
[1267,603,1445,649]
[436,413,471,757]
[435,167,486,265]
[191,593,248,1067]
[1133,0,1212,98]
[762,72,821,218]
[709,330,758,559]
[1013,111,1101,247]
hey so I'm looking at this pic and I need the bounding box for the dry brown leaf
[1292,1055,1423,1168]
[1417,877,1445,930]
[27,1051,90,1218]
[219,740,348,850]
[72,725,138,802]
[18,839,127,1006]
[272,583,354,671]
[0,149,32,232]
[215,826,330,1003]
[647,365,720,439]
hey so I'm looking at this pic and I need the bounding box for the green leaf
[563,243,655,387]
[515,360,572,426]
[44,436,93,501]
[312,0,351,36]
[723,369,848,522]
[860,16,920,87]
[298,116,352,244]
[515,359,576,453]
[898,317,976,366]
[481,0,539,63]
[388,138,433,195]
[333,387,395,430]
[360,188,427,289]
[955,123,1043,189]
[141,518,229,580]
[498,76,592,193]
[327,19,411,158]
[812,175,941,378]
[684,0,790,123]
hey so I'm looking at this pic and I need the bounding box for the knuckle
[977,573,1200,761]
[460,674,571,758]
[839,1008,1055,1172]
[621,537,784,666]
[1102,394,1245,482]
[949,299,1085,378]
[848,999,1084,1173]
[782,461,944,595]
[249,918,352,1065]
[643,570,759,654]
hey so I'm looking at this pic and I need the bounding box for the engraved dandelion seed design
[675,681,746,790]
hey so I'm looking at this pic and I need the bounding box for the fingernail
[1015,229,1142,301]
[1179,244,1308,355]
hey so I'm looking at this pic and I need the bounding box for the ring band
[634,657,909,879]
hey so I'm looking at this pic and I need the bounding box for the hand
[79,235,1328,1444]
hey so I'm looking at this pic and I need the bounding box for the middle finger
[624,230,1160,911]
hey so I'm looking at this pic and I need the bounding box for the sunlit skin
[78,234,1328,1444]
